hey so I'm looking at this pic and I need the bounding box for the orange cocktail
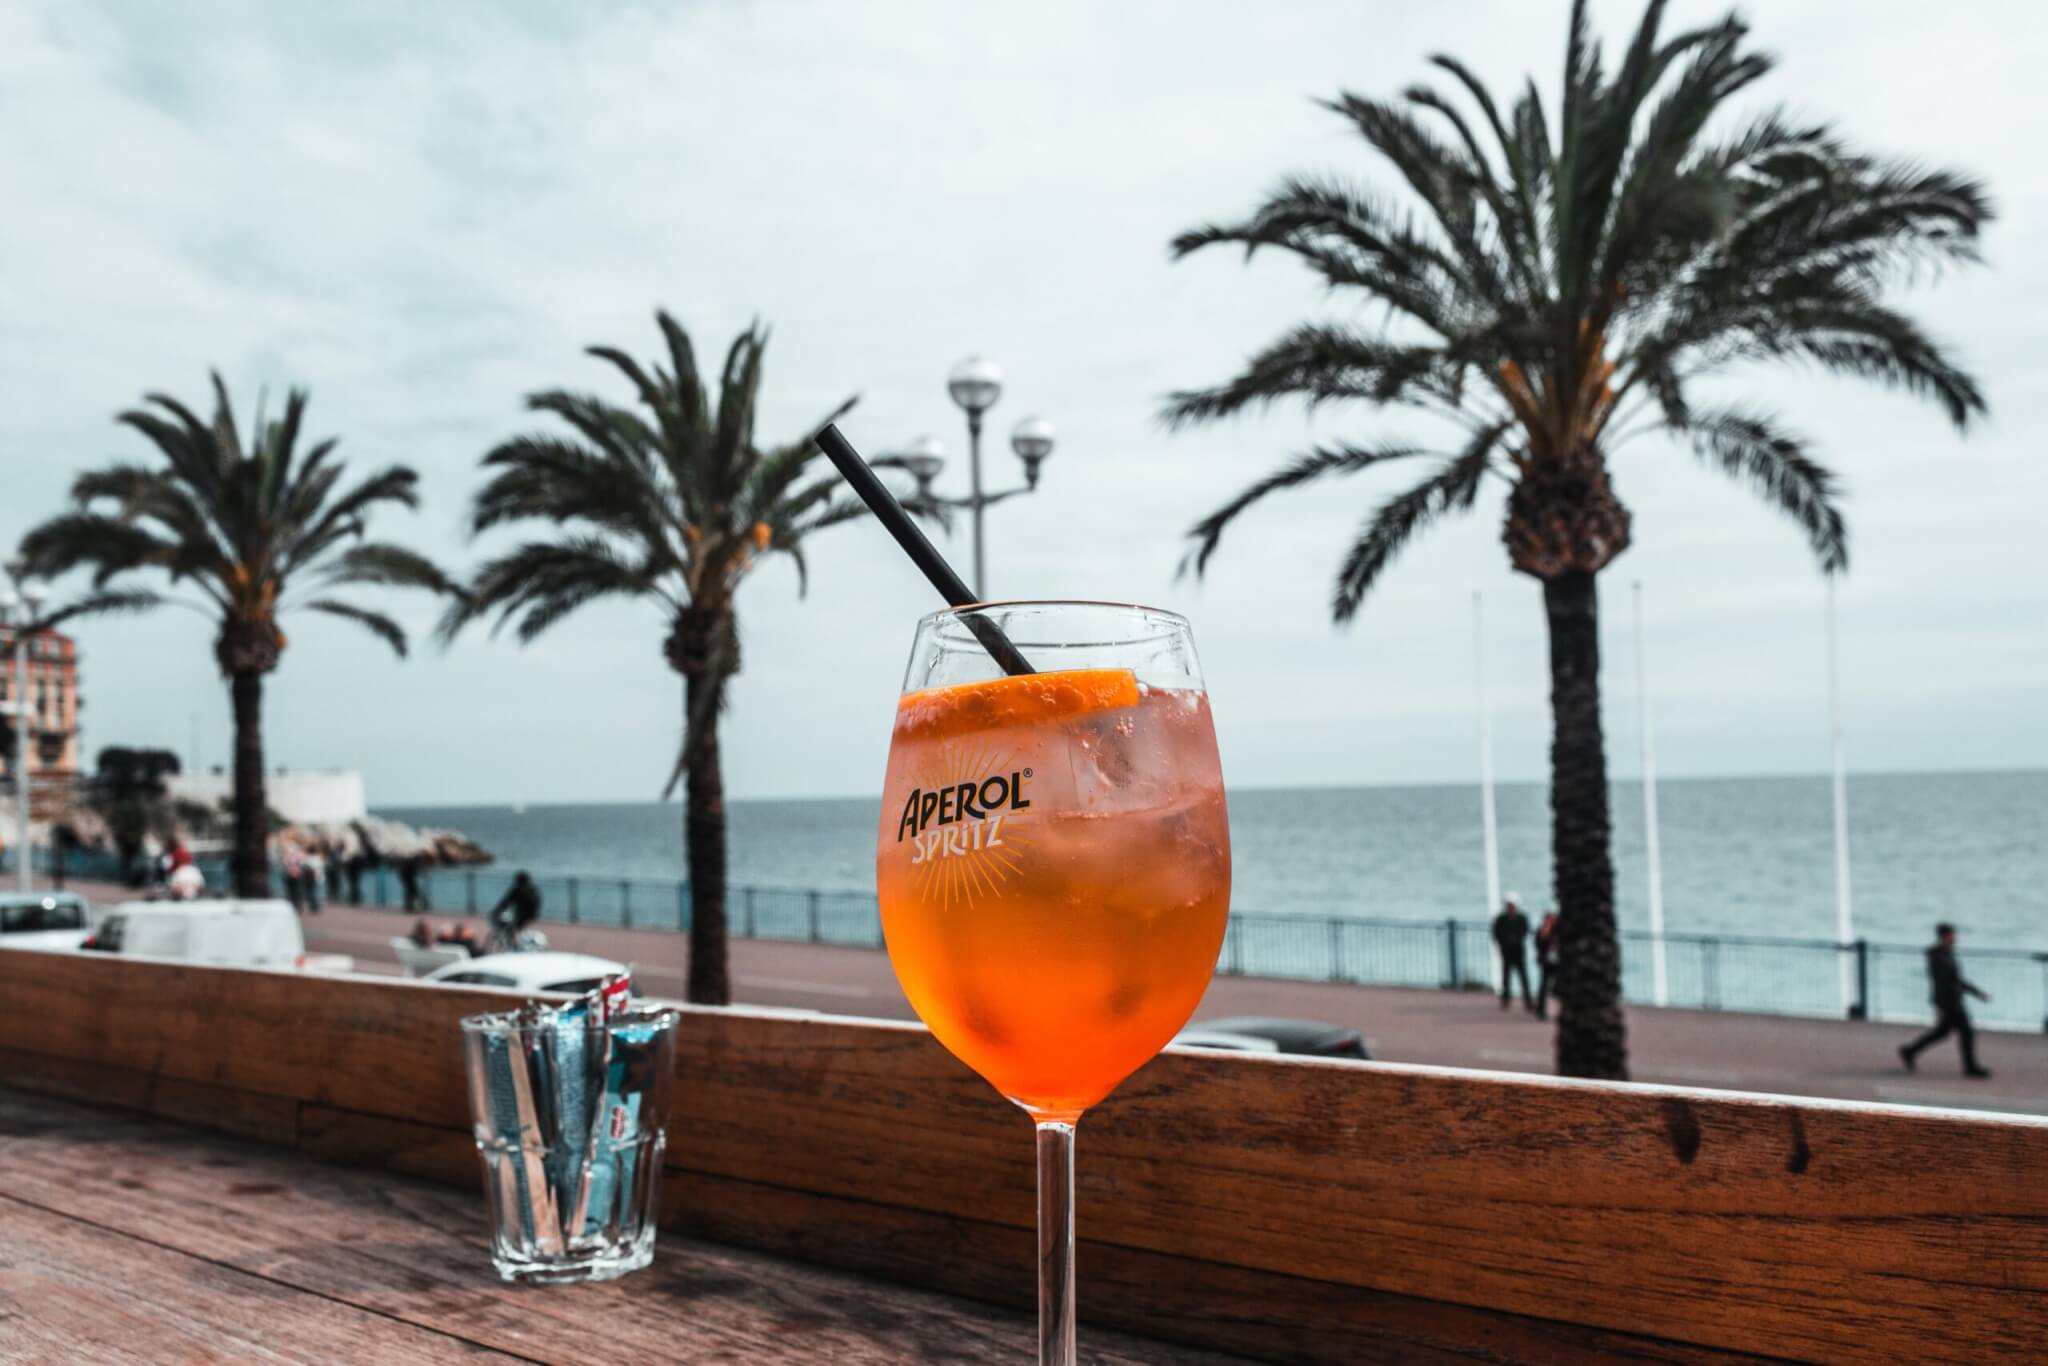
[877,666,1231,1117]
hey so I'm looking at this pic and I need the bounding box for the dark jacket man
[1491,897,1534,1011]
[1900,923,1990,1078]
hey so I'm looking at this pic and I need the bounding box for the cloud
[1,0,2042,805]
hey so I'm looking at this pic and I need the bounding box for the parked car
[0,891,95,951]
[80,899,343,971]
[423,951,630,996]
[1173,1016,1371,1060]
[1171,1027,1281,1054]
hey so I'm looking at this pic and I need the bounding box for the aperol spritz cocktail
[876,603,1230,1364]
[878,655,1230,1116]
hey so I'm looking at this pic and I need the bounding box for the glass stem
[1035,1119,1077,1366]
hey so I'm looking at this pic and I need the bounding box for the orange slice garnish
[894,668,1141,742]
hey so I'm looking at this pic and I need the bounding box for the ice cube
[1069,705,1170,814]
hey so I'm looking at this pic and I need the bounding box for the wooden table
[0,1087,1235,1364]
[6,952,2048,1362]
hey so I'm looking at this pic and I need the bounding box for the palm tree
[443,310,883,1006]
[22,375,455,896]
[1165,0,1990,1078]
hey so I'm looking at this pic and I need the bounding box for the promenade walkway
[60,878,2048,1114]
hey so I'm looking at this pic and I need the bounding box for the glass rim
[460,1004,682,1034]
[919,598,1189,635]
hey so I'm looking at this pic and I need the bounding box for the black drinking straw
[812,423,1036,677]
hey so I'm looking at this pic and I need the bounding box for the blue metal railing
[27,846,2048,1033]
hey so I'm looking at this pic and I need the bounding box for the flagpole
[1827,575,1856,1016]
[1474,592,1502,988]
[1632,581,1668,1007]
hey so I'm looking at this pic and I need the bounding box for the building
[0,627,81,784]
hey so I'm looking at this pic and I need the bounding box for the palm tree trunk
[1543,571,1628,1080]
[230,670,269,898]
[683,673,731,1006]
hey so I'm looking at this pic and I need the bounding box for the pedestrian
[1492,893,1534,1013]
[1899,922,1992,1078]
[280,843,307,913]
[303,848,325,914]
[344,853,366,905]
[324,845,346,903]
[1533,908,1562,1020]
[398,857,430,912]
[489,871,544,953]
[169,861,205,900]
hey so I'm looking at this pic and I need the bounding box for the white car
[0,892,95,951]
[424,951,630,996]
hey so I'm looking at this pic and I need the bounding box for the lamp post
[897,357,1056,600]
[1,561,49,892]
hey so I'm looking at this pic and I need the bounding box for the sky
[1,0,2044,806]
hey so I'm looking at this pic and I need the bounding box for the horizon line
[374,761,2048,812]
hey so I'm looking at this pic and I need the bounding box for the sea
[385,769,2048,950]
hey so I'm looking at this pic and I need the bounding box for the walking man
[1900,922,1991,1078]
[1492,894,1534,1013]
[1533,908,1562,1021]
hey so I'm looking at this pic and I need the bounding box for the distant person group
[1494,894,1996,1080]
[1491,895,1562,1020]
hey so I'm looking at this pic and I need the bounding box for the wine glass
[876,601,1231,1364]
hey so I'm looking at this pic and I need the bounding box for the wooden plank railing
[1,950,2043,1363]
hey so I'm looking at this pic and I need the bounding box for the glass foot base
[493,1241,654,1285]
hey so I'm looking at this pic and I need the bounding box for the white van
[84,899,346,971]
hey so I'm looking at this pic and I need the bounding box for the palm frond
[1181,440,1433,579]
[441,537,660,644]
[653,311,710,445]
[290,465,420,564]
[745,393,857,520]
[1320,91,1513,305]
[1681,407,1846,571]
[28,590,167,633]
[315,542,460,596]
[1163,324,1462,430]
[304,599,409,657]
[526,390,662,473]
[260,388,313,515]
[711,323,769,499]
[18,513,202,591]
[1332,423,1506,621]
[1171,176,1472,336]
[471,435,676,547]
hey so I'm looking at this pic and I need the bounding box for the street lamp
[915,356,1057,599]
[1,562,48,893]
[899,435,947,498]
[1011,415,1055,490]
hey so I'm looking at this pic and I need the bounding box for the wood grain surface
[3,948,2044,1362]
[0,1088,1234,1365]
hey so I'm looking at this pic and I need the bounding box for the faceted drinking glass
[460,1005,679,1284]
[876,602,1230,1364]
